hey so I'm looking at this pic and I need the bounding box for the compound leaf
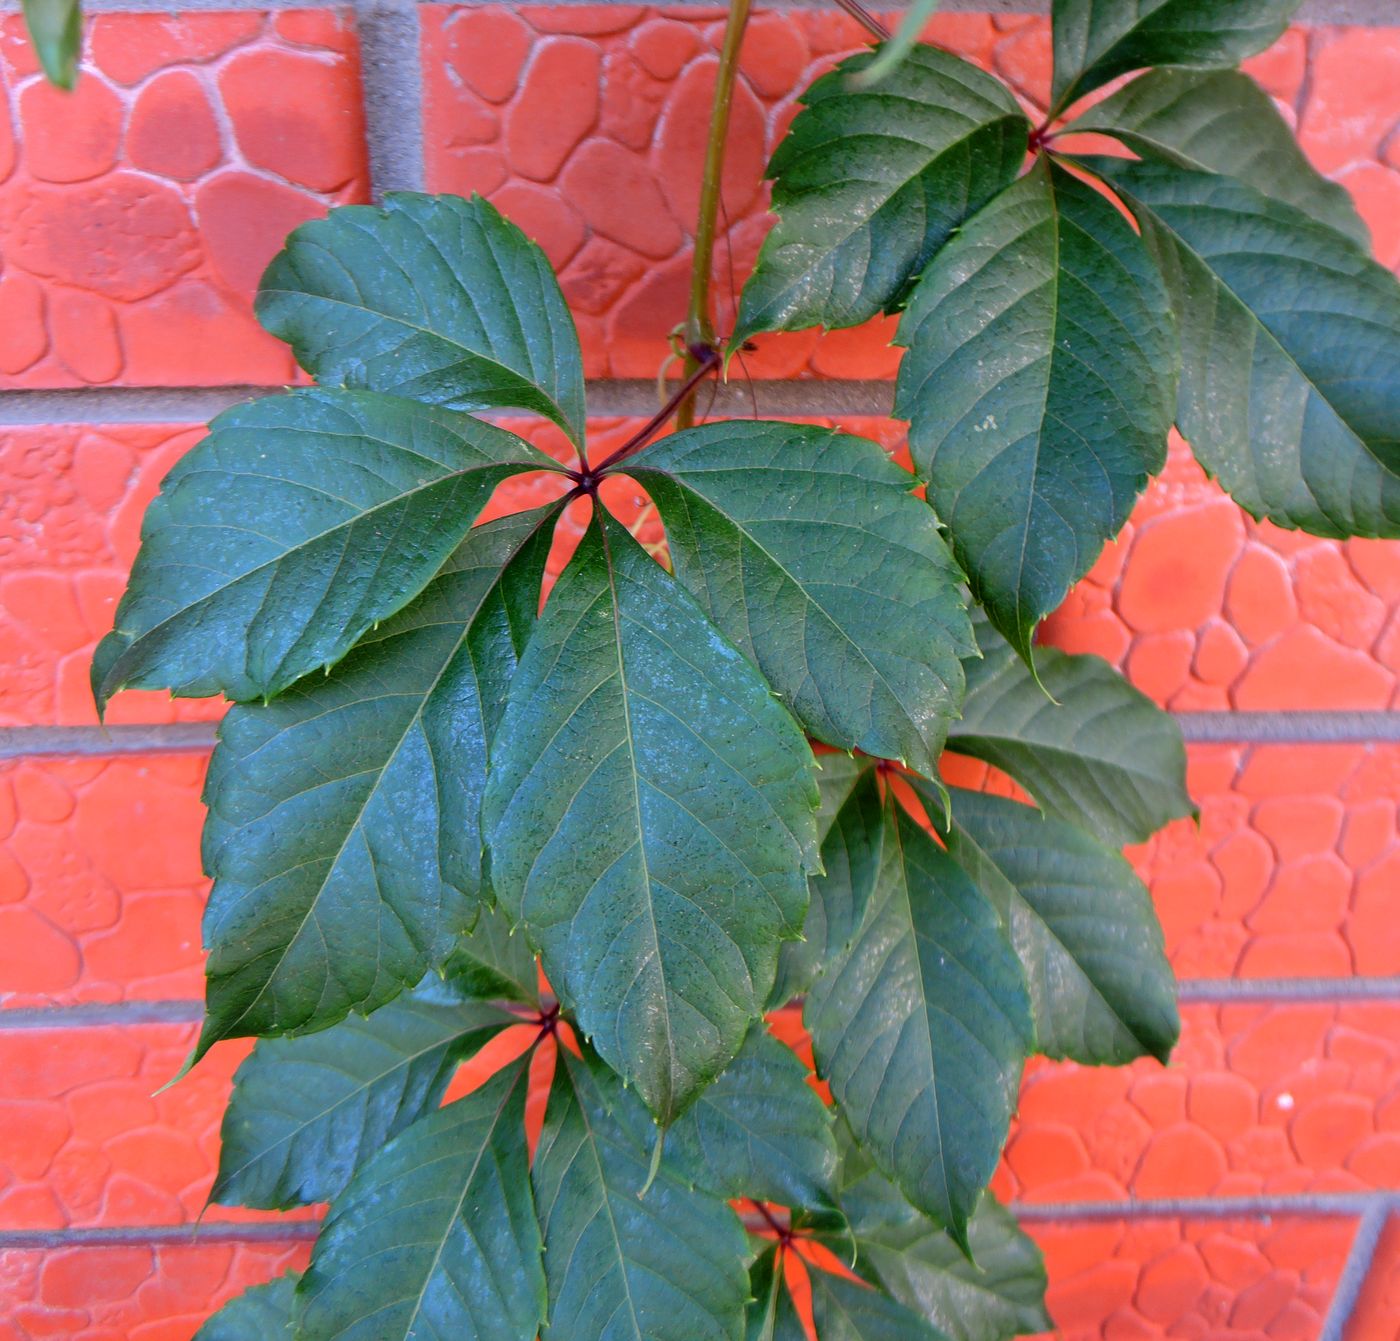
[633,420,972,775]
[895,159,1175,663]
[948,613,1193,847]
[1050,0,1302,114]
[258,193,587,444]
[194,1274,298,1340]
[806,801,1031,1249]
[1096,159,1400,536]
[1071,69,1367,246]
[938,787,1178,1064]
[666,1026,838,1211]
[443,900,540,1005]
[94,389,556,710]
[533,1046,750,1341]
[211,988,520,1210]
[296,1059,545,1341]
[734,45,1027,342]
[193,507,557,1056]
[483,510,819,1123]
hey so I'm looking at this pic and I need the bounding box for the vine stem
[675,0,753,431]
[587,346,721,475]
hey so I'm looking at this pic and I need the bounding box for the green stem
[675,0,752,431]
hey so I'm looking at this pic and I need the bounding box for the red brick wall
[2,5,1399,1338]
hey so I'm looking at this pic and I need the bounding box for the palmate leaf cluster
[84,1,1400,1337]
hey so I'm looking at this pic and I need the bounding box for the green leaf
[442,900,540,1005]
[483,510,819,1123]
[1094,159,1400,537]
[746,1250,807,1341]
[666,1026,838,1211]
[808,1268,949,1341]
[633,421,972,774]
[1071,69,1367,247]
[211,988,519,1210]
[22,0,81,90]
[192,507,557,1057]
[895,158,1175,663]
[194,1274,298,1340]
[848,7,943,90]
[948,612,1194,847]
[733,45,1027,343]
[939,787,1178,1065]
[1050,0,1302,115]
[533,1046,750,1341]
[805,800,1032,1250]
[835,1138,1050,1341]
[94,389,557,710]
[770,756,877,1008]
[296,1058,545,1341]
[258,193,587,445]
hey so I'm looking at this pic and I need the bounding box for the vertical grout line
[1321,1199,1393,1341]
[353,0,425,196]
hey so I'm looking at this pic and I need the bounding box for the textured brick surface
[0,1240,310,1340]
[421,9,1400,379]
[1029,1216,1354,1341]
[5,742,1398,1009]
[998,1003,1400,1204]
[0,10,367,390]
[1346,1213,1400,1338]
[11,421,1400,728]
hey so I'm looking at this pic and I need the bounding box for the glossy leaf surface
[634,420,972,774]
[895,159,1175,661]
[483,511,819,1122]
[733,45,1027,342]
[296,1060,545,1341]
[949,614,1194,847]
[806,801,1031,1248]
[194,508,556,1055]
[533,1047,750,1341]
[194,1275,298,1340]
[94,390,553,709]
[258,194,587,443]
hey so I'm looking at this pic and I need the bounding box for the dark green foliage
[91,4,1400,1331]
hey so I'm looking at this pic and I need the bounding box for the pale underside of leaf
[483,510,818,1122]
[895,159,1175,662]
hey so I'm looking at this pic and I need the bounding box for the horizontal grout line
[7,713,1400,762]
[6,1193,1397,1252]
[0,0,1391,21]
[7,977,1400,1029]
[1014,1192,1400,1222]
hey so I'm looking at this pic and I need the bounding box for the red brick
[444,8,533,102]
[274,9,356,54]
[630,17,702,80]
[1290,1093,1375,1168]
[220,47,366,193]
[1299,30,1400,174]
[49,291,122,385]
[197,172,324,299]
[0,274,47,375]
[1226,545,1298,647]
[561,139,682,259]
[19,74,122,184]
[128,71,222,182]
[492,181,588,269]
[1136,1244,1211,1324]
[87,12,262,85]
[505,37,601,181]
[1236,625,1393,710]
[1118,502,1244,634]
[738,13,809,98]
[1345,1213,1400,1339]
